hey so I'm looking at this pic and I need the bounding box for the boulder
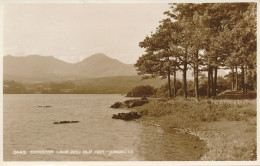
[123,99,139,106]
[112,113,126,119]
[110,102,125,108]
[122,111,142,120]
[123,99,148,108]
[111,99,149,109]
[112,111,142,120]
[128,100,149,108]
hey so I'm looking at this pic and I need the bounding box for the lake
[3,94,204,161]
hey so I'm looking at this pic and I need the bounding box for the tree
[197,3,255,96]
[137,2,256,99]
[222,3,256,93]
[165,3,211,100]
[136,19,181,98]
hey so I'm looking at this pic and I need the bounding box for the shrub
[126,85,156,97]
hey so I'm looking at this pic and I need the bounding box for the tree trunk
[183,47,188,99]
[193,68,196,93]
[241,65,245,94]
[194,50,199,100]
[232,66,235,91]
[183,64,187,98]
[236,66,239,90]
[245,65,248,93]
[167,69,172,98]
[211,67,214,95]
[207,64,211,98]
[173,66,177,97]
[254,70,257,91]
[213,67,217,96]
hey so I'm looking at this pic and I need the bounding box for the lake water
[3,94,204,161]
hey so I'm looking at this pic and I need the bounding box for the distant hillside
[3,54,137,82]
[72,54,137,78]
[4,55,73,75]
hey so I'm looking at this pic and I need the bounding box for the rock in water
[111,99,149,109]
[128,100,148,108]
[123,99,149,108]
[112,111,142,120]
[38,106,52,108]
[53,121,79,124]
[110,102,125,108]
[123,99,139,106]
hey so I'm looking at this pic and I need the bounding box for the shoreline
[127,97,257,161]
[134,118,209,161]
[134,111,256,161]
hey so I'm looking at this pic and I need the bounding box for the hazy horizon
[3,53,137,64]
[4,3,169,64]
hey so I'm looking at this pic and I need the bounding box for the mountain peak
[89,53,107,58]
[86,53,111,60]
[79,53,119,64]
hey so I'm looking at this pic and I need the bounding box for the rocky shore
[110,97,148,120]
[110,97,207,160]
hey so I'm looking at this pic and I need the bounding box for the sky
[4,3,170,64]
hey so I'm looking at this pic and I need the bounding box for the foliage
[126,85,157,97]
[3,80,27,94]
[3,76,166,94]
[136,3,257,99]
[136,19,183,98]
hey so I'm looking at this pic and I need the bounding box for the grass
[215,90,257,100]
[133,94,257,161]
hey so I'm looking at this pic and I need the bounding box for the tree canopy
[135,3,256,98]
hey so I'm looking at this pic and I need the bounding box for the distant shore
[129,95,257,161]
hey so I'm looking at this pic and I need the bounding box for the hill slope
[3,54,137,82]
[72,53,137,78]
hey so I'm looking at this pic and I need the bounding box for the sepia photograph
[1,0,259,165]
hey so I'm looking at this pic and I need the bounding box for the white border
[0,0,259,166]
[2,0,260,3]
[0,1,4,166]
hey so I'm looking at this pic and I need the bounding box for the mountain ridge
[3,54,137,82]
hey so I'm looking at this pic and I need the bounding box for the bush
[126,85,156,97]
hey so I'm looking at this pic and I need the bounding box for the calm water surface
[4,94,203,161]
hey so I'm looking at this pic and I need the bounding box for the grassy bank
[132,97,257,161]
